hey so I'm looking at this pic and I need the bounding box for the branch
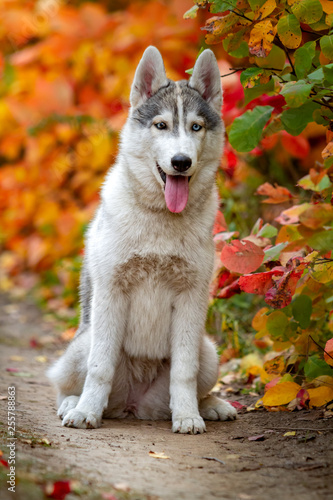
[309,334,333,361]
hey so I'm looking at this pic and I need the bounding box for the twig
[221,69,242,78]
[309,334,333,361]
[284,47,296,76]
[202,456,225,465]
[263,427,333,431]
[312,99,333,112]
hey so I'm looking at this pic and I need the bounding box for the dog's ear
[130,46,168,109]
[189,50,222,114]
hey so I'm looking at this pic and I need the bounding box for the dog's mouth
[157,163,191,214]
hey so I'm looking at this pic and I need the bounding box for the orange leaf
[324,338,333,367]
[256,182,294,204]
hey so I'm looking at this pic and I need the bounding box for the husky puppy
[47,46,237,434]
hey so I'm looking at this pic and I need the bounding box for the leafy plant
[186,0,333,408]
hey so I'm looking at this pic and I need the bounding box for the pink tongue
[164,175,189,213]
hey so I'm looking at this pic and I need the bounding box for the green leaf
[255,44,286,71]
[307,67,325,83]
[240,67,266,88]
[323,64,333,84]
[277,14,302,49]
[320,35,333,60]
[280,80,313,108]
[183,5,199,19]
[210,0,238,13]
[292,295,312,329]
[263,242,289,262]
[281,100,320,135]
[257,223,278,238]
[248,0,266,9]
[244,78,275,105]
[291,0,323,24]
[223,30,249,58]
[266,311,289,338]
[294,41,316,79]
[228,106,274,153]
[308,230,333,252]
[309,14,330,31]
[304,355,333,379]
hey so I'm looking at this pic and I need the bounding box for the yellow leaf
[35,355,48,363]
[240,353,263,373]
[311,261,333,284]
[264,355,285,375]
[262,381,301,406]
[9,355,24,361]
[249,20,277,58]
[252,307,269,331]
[308,386,333,407]
[149,451,170,459]
[254,0,277,21]
[284,431,296,436]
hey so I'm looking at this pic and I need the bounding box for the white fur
[47,46,237,434]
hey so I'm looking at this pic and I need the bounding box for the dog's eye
[155,122,167,130]
[192,123,202,132]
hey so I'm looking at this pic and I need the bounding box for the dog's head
[122,46,224,213]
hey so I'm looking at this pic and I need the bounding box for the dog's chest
[113,253,197,295]
[114,253,197,359]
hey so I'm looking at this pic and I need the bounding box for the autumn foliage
[186,0,333,408]
[0,0,200,307]
[0,0,333,409]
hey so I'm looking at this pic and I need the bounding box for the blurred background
[0,0,326,357]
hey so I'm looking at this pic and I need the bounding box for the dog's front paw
[62,408,101,429]
[58,396,80,420]
[200,396,237,421]
[172,415,206,434]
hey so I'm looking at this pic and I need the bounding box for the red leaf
[256,182,294,204]
[217,277,241,298]
[221,240,264,274]
[227,400,246,410]
[281,132,309,159]
[0,459,9,467]
[213,210,227,235]
[45,481,71,500]
[265,269,303,309]
[239,268,284,295]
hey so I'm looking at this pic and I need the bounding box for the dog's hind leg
[47,328,90,419]
[198,336,237,421]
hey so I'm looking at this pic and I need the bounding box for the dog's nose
[171,154,192,172]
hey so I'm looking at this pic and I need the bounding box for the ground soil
[0,292,332,500]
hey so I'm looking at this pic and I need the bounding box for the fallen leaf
[149,451,170,459]
[35,355,48,363]
[228,401,246,410]
[9,355,24,361]
[308,386,333,408]
[44,480,71,500]
[262,381,301,407]
[248,434,265,441]
[284,431,296,436]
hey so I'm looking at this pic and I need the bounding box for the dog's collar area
[156,163,191,185]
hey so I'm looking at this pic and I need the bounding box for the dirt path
[0,293,332,500]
